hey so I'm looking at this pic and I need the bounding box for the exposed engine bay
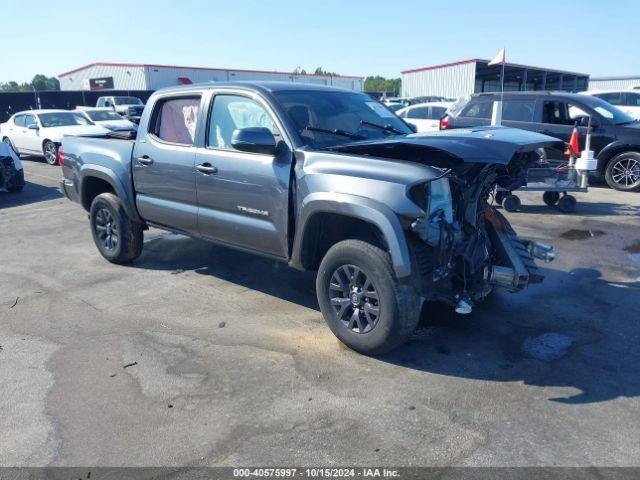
[407,152,555,313]
[0,143,24,193]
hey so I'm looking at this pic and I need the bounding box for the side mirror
[231,127,277,155]
[28,124,39,130]
[406,122,418,133]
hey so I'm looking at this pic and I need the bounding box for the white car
[0,110,109,165]
[581,90,640,120]
[76,107,137,132]
[396,102,453,132]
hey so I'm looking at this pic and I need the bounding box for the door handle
[196,163,217,174]
[136,155,154,165]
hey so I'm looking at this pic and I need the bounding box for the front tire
[90,193,143,264]
[316,240,420,355]
[43,140,58,165]
[605,152,640,192]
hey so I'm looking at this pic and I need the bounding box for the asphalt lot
[1,158,639,467]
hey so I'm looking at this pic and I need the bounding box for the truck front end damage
[329,127,560,313]
[407,167,554,313]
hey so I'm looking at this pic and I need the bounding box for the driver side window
[207,94,277,150]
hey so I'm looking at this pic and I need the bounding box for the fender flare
[79,165,141,222]
[290,192,412,278]
[597,142,640,172]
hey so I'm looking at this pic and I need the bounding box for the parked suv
[441,91,640,191]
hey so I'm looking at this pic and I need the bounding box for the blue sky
[2,0,638,82]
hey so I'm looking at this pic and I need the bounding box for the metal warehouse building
[401,59,589,99]
[589,75,640,91]
[59,62,364,92]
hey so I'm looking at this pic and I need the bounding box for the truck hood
[327,126,563,166]
[45,125,111,141]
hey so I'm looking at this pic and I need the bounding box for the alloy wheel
[611,157,640,188]
[44,142,57,165]
[94,208,119,251]
[329,264,380,334]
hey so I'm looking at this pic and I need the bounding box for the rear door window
[502,99,536,122]
[624,92,640,106]
[407,106,428,119]
[598,92,625,106]
[14,115,25,127]
[429,106,447,120]
[149,96,201,145]
[461,100,493,119]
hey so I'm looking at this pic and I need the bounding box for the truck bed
[61,133,138,213]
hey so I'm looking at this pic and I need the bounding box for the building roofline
[58,62,364,80]
[401,58,589,77]
[401,59,483,74]
[590,75,640,81]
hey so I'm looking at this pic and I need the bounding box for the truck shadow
[133,232,319,311]
[133,233,640,405]
[382,267,640,405]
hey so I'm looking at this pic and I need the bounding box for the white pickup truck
[96,96,145,123]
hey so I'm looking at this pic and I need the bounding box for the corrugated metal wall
[589,78,640,91]
[401,62,476,98]
[62,64,363,92]
[60,65,147,91]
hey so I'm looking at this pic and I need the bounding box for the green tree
[364,76,401,95]
[0,74,60,92]
[314,67,338,76]
[31,74,60,91]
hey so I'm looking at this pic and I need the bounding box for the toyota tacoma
[60,82,557,355]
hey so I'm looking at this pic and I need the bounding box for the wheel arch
[290,192,412,278]
[597,143,640,173]
[79,167,141,222]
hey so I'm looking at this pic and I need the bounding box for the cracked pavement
[1,160,639,466]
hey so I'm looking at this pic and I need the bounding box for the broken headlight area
[0,150,24,193]
[408,164,554,313]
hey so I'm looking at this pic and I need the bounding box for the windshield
[583,96,635,125]
[85,110,124,121]
[274,90,413,148]
[113,97,143,106]
[38,112,93,127]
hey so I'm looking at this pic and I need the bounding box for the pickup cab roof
[155,80,356,95]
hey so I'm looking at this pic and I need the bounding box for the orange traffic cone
[565,124,580,157]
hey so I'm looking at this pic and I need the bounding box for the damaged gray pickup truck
[60,82,557,354]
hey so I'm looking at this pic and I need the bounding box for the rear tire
[316,239,420,355]
[43,140,58,165]
[604,152,640,192]
[90,193,143,264]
